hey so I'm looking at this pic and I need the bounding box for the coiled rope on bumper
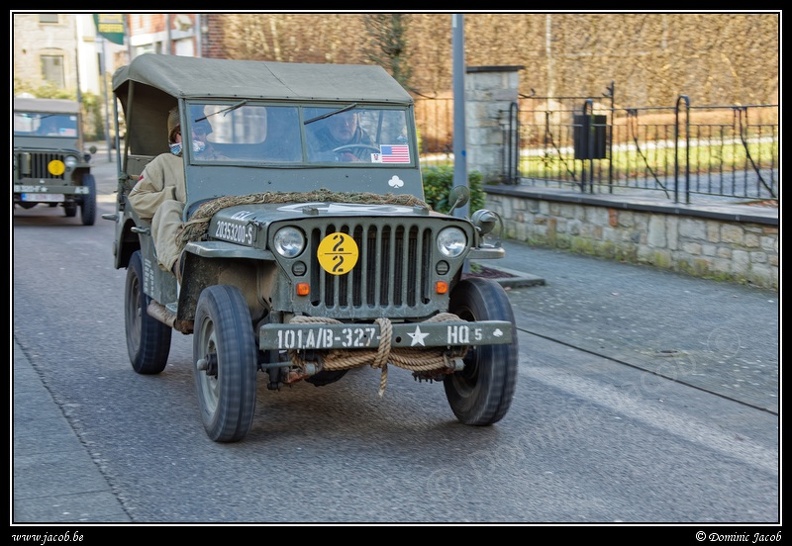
[288,313,469,396]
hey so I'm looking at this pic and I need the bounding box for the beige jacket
[128,153,186,220]
[128,153,186,273]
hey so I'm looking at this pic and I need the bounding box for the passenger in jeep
[128,107,218,281]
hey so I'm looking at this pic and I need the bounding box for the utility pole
[452,14,470,274]
[73,17,82,112]
[98,35,112,162]
[452,13,468,219]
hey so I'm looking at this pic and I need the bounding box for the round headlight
[64,155,78,169]
[437,227,467,258]
[273,226,305,258]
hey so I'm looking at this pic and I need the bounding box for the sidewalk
[490,240,779,415]
[13,339,132,523]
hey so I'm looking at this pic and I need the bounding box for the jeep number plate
[259,321,512,350]
[21,193,65,202]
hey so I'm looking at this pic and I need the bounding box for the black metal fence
[413,84,779,205]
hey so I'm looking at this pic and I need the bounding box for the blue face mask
[169,142,182,156]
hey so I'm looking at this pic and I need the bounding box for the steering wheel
[332,144,380,161]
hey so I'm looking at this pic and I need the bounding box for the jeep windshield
[185,102,413,166]
[14,111,79,138]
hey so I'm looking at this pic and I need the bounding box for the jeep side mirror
[447,185,470,212]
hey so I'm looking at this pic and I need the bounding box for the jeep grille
[14,152,67,180]
[308,222,435,316]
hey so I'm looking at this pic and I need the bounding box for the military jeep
[13,96,97,225]
[105,54,518,442]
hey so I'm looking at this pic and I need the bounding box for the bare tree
[362,14,413,90]
[209,13,777,106]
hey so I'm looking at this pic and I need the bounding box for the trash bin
[573,114,607,160]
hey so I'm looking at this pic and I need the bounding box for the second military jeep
[13,96,97,225]
[105,54,518,442]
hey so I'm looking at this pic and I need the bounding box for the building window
[38,14,59,24]
[41,54,65,88]
[133,43,161,57]
[174,38,194,57]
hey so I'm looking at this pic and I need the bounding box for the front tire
[80,173,97,226]
[193,285,258,443]
[125,250,172,374]
[445,277,518,426]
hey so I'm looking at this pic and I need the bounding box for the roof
[112,54,413,104]
[13,97,81,114]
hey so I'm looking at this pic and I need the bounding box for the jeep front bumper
[259,319,512,351]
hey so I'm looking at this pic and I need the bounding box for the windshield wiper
[194,100,249,122]
[304,104,358,125]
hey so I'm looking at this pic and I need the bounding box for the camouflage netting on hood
[177,189,431,248]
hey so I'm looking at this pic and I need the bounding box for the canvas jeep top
[13,96,97,225]
[106,53,518,442]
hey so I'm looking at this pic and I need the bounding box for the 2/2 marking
[317,232,359,275]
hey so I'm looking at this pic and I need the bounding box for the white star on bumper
[408,325,429,346]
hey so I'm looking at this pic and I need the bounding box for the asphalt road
[11,148,779,531]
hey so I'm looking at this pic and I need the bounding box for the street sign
[93,14,125,45]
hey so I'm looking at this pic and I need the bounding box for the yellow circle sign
[48,159,66,176]
[317,232,359,275]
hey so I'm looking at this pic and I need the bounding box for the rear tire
[125,250,172,374]
[444,277,518,426]
[193,285,258,443]
[80,173,96,226]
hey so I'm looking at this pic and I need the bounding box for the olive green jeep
[104,54,518,442]
[13,96,97,225]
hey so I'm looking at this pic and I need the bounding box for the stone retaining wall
[484,187,779,290]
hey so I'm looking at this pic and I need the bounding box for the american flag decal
[379,144,410,163]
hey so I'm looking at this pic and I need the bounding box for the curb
[468,261,546,289]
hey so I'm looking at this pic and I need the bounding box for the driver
[37,116,61,136]
[307,110,375,162]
